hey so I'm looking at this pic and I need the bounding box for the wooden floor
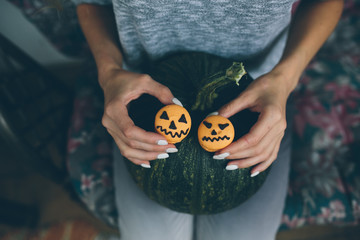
[1,152,360,240]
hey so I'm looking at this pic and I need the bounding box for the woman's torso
[112,0,297,76]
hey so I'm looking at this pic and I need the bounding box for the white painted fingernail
[172,98,183,107]
[226,165,238,171]
[166,148,178,153]
[157,153,169,159]
[141,163,151,168]
[207,111,219,117]
[213,152,230,160]
[251,171,260,177]
[157,140,168,146]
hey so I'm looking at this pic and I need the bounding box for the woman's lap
[113,147,194,240]
[113,113,292,240]
[195,126,291,240]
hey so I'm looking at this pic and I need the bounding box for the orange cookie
[155,104,191,144]
[198,115,234,152]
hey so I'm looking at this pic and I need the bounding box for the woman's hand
[213,0,344,177]
[214,70,292,177]
[212,0,344,176]
[100,66,179,168]
[76,4,179,168]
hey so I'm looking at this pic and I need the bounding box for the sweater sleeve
[71,0,112,6]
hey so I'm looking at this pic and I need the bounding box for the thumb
[145,78,176,106]
[218,91,255,118]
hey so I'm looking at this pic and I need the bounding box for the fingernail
[172,98,183,107]
[251,171,260,177]
[141,163,151,168]
[157,140,168,146]
[207,111,219,117]
[213,152,230,160]
[226,165,238,171]
[157,153,169,159]
[166,148,178,153]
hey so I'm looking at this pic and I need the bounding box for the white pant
[113,120,292,240]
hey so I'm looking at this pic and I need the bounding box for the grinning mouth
[156,126,189,138]
[202,136,230,142]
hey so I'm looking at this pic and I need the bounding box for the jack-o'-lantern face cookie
[198,115,234,152]
[155,104,191,144]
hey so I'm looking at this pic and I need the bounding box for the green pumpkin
[126,52,269,214]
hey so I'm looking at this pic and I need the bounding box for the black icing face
[201,120,230,142]
[156,111,190,138]
[155,105,191,143]
[197,115,234,152]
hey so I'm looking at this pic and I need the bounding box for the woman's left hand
[214,70,291,177]
[212,0,344,177]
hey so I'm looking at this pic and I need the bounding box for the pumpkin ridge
[190,136,204,214]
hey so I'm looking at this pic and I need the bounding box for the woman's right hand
[100,66,178,168]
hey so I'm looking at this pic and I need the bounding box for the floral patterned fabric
[66,63,117,227]
[280,0,360,229]
[9,0,360,231]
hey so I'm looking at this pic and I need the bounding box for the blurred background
[0,0,359,239]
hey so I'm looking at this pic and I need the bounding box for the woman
[73,0,344,239]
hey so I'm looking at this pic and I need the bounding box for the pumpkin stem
[226,62,246,86]
[192,62,246,111]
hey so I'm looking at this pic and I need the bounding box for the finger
[103,105,168,146]
[107,126,176,154]
[142,76,175,105]
[121,124,172,146]
[122,147,169,162]
[224,134,283,170]
[220,106,284,154]
[218,90,255,118]
[116,124,176,151]
[125,139,177,153]
[129,158,152,169]
[251,138,282,175]
[219,124,284,160]
[224,135,278,169]
[111,132,170,161]
[226,156,263,170]
[116,130,177,152]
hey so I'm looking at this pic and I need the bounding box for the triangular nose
[211,130,217,135]
[169,121,177,130]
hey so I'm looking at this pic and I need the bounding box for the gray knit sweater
[73,0,299,78]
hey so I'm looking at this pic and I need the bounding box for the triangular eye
[178,114,187,123]
[160,111,169,120]
[203,121,212,129]
[218,123,229,130]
